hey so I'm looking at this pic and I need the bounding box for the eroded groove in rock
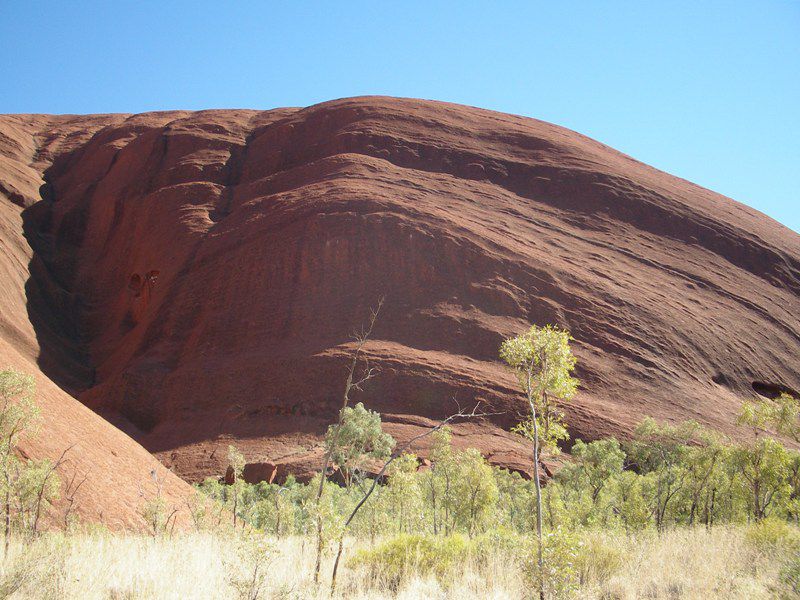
[0,113,194,529]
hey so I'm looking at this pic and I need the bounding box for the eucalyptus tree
[325,402,395,488]
[736,394,798,520]
[227,445,246,529]
[0,369,64,548]
[739,392,800,442]
[313,299,383,584]
[626,418,702,531]
[500,324,578,600]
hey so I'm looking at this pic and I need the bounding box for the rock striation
[1,97,798,492]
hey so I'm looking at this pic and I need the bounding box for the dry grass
[0,526,791,599]
[584,527,787,599]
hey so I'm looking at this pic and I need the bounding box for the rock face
[0,114,195,528]
[1,97,799,486]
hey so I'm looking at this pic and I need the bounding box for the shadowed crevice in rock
[0,113,195,528]
[752,381,799,400]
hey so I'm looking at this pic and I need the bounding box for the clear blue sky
[1,1,798,232]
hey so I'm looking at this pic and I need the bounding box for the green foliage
[227,445,245,479]
[610,470,653,531]
[382,453,424,534]
[422,427,455,535]
[499,325,578,402]
[745,517,800,553]
[417,427,501,536]
[0,368,63,539]
[139,469,176,538]
[350,533,471,589]
[325,402,395,487]
[0,369,39,443]
[567,438,625,503]
[500,324,578,453]
[772,393,800,442]
[572,531,625,587]
[732,437,793,520]
[733,395,800,523]
[520,529,625,598]
[451,448,499,535]
[550,438,627,528]
[494,467,534,532]
[226,445,249,528]
[198,414,800,539]
[140,494,169,537]
[626,418,707,530]
[501,324,578,598]
[739,393,800,441]
[224,532,275,600]
[520,528,581,599]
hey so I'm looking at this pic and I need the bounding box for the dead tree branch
[32,444,73,534]
[313,297,384,584]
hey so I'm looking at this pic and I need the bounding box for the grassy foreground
[0,525,795,599]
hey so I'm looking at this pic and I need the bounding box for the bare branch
[62,469,89,529]
[166,508,179,537]
[32,444,74,534]
[313,297,384,584]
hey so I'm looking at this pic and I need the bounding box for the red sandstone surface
[1,98,798,517]
[0,114,194,528]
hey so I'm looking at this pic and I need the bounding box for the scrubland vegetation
[178,416,800,598]
[0,524,796,599]
[2,319,800,598]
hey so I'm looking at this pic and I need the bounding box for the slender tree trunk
[314,493,325,584]
[527,365,545,600]
[331,537,345,595]
[329,403,487,596]
[2,449,10,559]
[315,297,383,584]
[430,480,438,535]
[532,417,544,600]
[709,488,716,529]
[233,493,238,529]
[3,482,10,559]
[444,473,451,535]
[754,479,762,521]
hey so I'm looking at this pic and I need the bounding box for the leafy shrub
[520,528,581,599]
[199,414,800,539]
[574,532,625,586]
[349,534,470,589]
[475,528,613,594]
[745,517,800,553]
[471,528,526,562]
[224,533,275,600]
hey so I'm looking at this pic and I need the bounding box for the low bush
[778,552,800,599]
[745,517,800,553]
[573,531,625,586]
[519,528,582,599]
[349,533,471,589]
[471,528,526,562]
[224,533,275,600]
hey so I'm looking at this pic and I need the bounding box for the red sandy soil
[1,98,798,511]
